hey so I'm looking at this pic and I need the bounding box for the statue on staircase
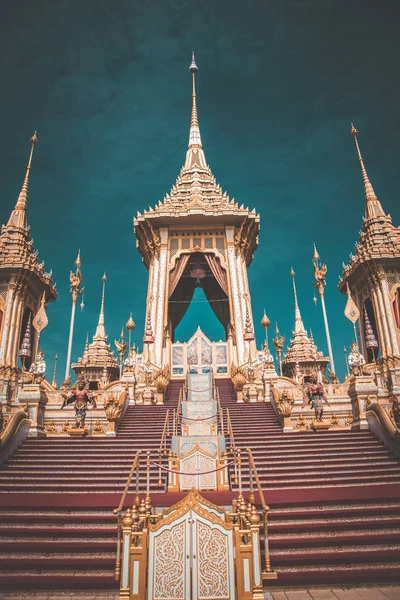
[61,376,96,428]
[303,376,329,421]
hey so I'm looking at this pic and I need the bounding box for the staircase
[0,381,182,590]
[0,376,400,589]
[216,378,400,584]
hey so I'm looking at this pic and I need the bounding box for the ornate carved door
[147,507,235,600]
[191,511,235,600]
[180,450,217,491]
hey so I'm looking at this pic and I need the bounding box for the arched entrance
[168,251,229,342]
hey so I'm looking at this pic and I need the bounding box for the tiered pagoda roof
[72,274,119,385]
[134,54,260,266]
[339,125,400,291]
[0,133,57,301]
[282,270,329,379]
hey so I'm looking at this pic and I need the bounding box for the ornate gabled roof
[0,133,56,300]
[339,126,400,290]
[134,54,260,262]
[283,270,329,368]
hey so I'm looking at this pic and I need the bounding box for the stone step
[268,527,400,547]
[270,543,400,564]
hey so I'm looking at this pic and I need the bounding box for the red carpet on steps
[0,377,399,589]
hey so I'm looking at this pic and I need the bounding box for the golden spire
[94,272,107,340]
[184,52,207,170]
[188,52,201,148]
[350,124,385,219]
[7,132,38,229]
[313,243,320,262]
[290,268,306,335]
[75,249,82,269]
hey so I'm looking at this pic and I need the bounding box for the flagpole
[65,251,83,379]
[353,322,358,345]
[312,246,336,374]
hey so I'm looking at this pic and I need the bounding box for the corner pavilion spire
[7,132,38,230]
[350,124,385,220]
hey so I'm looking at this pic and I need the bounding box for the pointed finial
[188,51,202,148]
[126,312,136,332]
[120,326,125,339]
[313,243,320,263]
[75,250,81,269]
[350,124,385,218]
[290,268,306,335]
[8,132,38,228]
[189,51,198,73]
[94,272,107,339]
[261,310,270,330]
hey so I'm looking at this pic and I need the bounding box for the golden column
[312,245,336,374]
[65,251,83,379]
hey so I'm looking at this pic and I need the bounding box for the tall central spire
[290,268,306,335]
[189,52,202,148]
[184,52,207,170]
[350,124,385,220]
[7,132,38,229]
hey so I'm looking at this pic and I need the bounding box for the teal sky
[1,0,400,382]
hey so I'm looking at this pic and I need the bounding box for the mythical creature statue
[61,376,96,429]
[302,376,329,421]
[27,349,47,383]
[60,375,71,392]
[313,262,327,289]
[347,341,367,376]
[69,268,82,293]
[328,369,339,384]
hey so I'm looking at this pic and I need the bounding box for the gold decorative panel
[196,520,230,599]
[152,521,186,600]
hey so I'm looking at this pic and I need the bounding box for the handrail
[158,409,170,456]
[366,402,400,442]
[216,387,224,435]
[226,408,238,484]
[0,409,30,449]
[246,447,273,573]
[177,387,182,425]
[226,408,237,453]
[113,450,141,515]
[158,409,170,486]
[246,448,268,512]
